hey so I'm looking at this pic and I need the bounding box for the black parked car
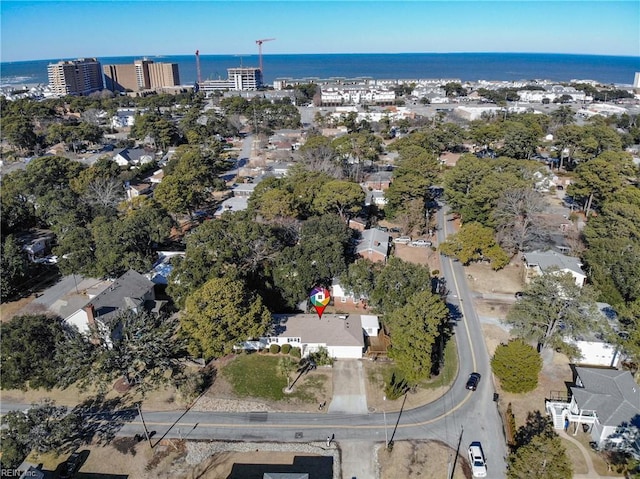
[60,452,81,479]
[466,372,481,391]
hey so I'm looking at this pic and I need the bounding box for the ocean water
[1,53,639,87]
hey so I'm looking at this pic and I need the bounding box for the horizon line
[2,51,639,64]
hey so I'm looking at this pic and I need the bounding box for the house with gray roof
[523,250,587,287]
[64,269,160,335]
[546,367,640,451]
[114,148,154,167]
[355,228,390,263]
[237,314,373,359]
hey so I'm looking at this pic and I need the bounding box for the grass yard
[222,353,327,403]
[365,337,458,412]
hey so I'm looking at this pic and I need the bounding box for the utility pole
[383,395,388,448]
[136,403,152,448]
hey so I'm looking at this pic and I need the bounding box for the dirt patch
[0,294,37,322]
[474,298,513,321]
[377,440,469,479]
[394,243,441,272]
[481,323,511,358]
[464,261,524,294]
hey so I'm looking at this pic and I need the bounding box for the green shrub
[384,371,409,400]
[290,347,301,358]
[269,344,281,354]
[309,346,333,366]
[491,339,542,393]
[281,343,291,354]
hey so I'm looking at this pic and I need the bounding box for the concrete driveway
[328,360,368,414]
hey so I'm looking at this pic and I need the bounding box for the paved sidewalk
[558,430,621,479]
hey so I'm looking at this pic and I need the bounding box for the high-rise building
[228,67,263,91]
[103,59,180,92]
[103,64,138,92]
[47,58,104,96]
[148,62,180,89]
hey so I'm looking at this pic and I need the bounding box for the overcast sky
[1,0,638,62]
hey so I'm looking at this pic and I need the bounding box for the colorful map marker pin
[309,286,331,319]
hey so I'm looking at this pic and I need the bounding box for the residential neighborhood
[2,59,640,479]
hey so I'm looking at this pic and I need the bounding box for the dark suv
[466,372,481,391]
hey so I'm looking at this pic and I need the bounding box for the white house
[568,303,623,368]
[239,314,374,359]
[64,270,158,335]
[113,148,154,167]
[361,315,380,337]
[523,250,587,287]
[546,367,640,454]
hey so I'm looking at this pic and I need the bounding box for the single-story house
[114,148,154,167]
[238,314,378,359]
[356,228,390,263]
[214,196,249,217]
[331,277,368,306]
[568,303,623,368]
[365,190,387,207]
[124,181,152,201]
[64,269,160,336]
[17,229,55,262]
[546,367,640,454]
[231,183,257,198]
[348,216,369,232]
[523,250,587,287]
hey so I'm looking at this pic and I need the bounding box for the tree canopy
[386,290,449,386]
[181,275,272,361]
[491,339,542,393]
[504,270,602,355]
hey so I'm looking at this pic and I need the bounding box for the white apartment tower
[48,58,104,96]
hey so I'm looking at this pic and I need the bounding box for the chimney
[83,303,96,328]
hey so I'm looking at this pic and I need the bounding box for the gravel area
[192,396,272,412]
[186,440,341,479]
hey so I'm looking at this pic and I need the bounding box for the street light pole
[383,395,388,448]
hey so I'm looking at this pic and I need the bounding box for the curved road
[120,203,508,477]
[1,204,508,477]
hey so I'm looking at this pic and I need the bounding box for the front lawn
[222,353,327,402]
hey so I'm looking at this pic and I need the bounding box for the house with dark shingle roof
[64,270,160,335]
[546,366,640,450]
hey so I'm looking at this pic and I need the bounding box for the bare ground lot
[377,440,470,479]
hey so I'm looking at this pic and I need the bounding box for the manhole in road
[295,432,303,439]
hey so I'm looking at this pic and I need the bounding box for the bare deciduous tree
[297,144,344,179]
[84,177,124,210]
[493,188,550,253]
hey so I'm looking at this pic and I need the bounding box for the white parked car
[468,442,487,477]
[393,236,412,244]
[410,239,432,247]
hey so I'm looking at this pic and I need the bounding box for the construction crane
[255,38,275,73]
[195,50,202,85]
